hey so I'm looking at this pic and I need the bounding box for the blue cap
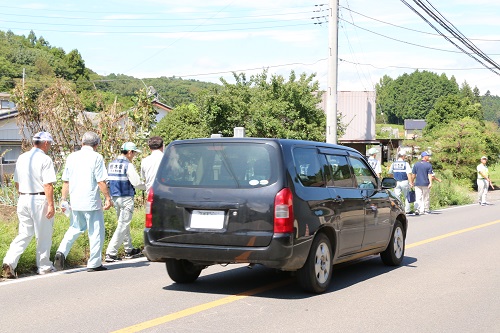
[421,151,429,157]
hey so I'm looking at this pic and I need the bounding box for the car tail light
[274,188,294,233]
[145,188,154,228]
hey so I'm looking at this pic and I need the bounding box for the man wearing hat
[411,151,434,215]
[477,156,492,206]
[2,132,57,278]
[367,147,382,178]
[389,151,413,214]
[105,142,146,262]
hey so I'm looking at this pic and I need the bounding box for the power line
[2,10,316,22]
[339,4,500,42]
[340,58,492,71]
[400,0,500,76]
[339,18,500,56]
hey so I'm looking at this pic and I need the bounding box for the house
[0,93,21,182]
[0,93,22,164]
[404,119,426,139]
[0,92,173,183]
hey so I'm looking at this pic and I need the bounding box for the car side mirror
[381,177,397,189]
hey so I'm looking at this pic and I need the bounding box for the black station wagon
[144,138,407,293]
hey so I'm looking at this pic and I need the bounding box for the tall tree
[376,70,459,124]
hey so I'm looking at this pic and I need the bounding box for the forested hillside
[0,29,218,109]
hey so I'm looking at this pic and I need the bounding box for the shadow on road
[160,255,418,299]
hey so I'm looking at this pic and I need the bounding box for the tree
[415,117,500,181]
[425,94,483,132]
[196,70,331,140]
[64,49,88,82]
[375,70,459,124]
[152,103,209,143]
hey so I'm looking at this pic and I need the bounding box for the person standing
[105,142,146,262]
[2,132,57,278]
[140,136,164,193]
[54,132,113,272]
[411,151,433,215]
[389,151,413,214]
[477,156,492,206]
[367,147,382,178]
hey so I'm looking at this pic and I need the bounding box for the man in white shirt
[2,132,57,278]
[367,147,382,178]
[54,131,113,272]
[477,156,492,206]
[140,136,164,193]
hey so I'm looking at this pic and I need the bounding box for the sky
[2,0,500,98]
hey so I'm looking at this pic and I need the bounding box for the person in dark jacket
[411,151,433,215]
[105,142,146,262]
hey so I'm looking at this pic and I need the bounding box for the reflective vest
[108,157,135,197]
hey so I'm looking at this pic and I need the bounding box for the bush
[429,170,473,209]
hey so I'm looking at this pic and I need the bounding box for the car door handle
[334,195,344,203]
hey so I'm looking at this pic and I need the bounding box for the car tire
[297,233,333,293]
[166,259,202,283]
[380,221,405,266]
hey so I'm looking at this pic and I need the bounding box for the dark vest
[108,157,135,197]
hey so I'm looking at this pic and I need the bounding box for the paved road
[1,200,499,333]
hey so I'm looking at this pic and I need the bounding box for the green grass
[376,124,405,139]
[1,206,145,277]
[488,163,500,185]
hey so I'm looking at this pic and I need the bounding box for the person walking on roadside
[477,156,492,206]
[105,142,146,262]
[54,132,113,272]
[367,147,382,178]
[140,136,164,193]
[411,151,433,215]
[2,132,57,278]
[389,151,413,214]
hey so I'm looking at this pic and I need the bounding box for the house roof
[152,100,173,112]
[0,109,18,120]
[404,119,426,130]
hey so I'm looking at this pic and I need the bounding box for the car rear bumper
[144,229,296,269]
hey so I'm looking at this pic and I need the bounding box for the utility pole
[326,0,338,144]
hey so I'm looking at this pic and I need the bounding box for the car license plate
[190,210,225,229]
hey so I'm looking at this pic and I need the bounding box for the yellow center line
[113,219,500,333]
[406,219,500,249]
[111,279,292,333]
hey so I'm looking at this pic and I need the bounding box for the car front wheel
[297,233,333,293]
[166,259,203,283]
[380,221,405,266]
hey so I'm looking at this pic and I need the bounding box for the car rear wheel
[166,259,203,283]
[297,233,333,293]
[380,221,405,266]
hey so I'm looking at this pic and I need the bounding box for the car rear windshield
[158,142,278,188]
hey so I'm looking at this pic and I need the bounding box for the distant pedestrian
[2,132,57,278]
[389,151,413,214]
[54,132,113,272]
[477,156,492,206]
[105,142,146,262]
[411,151,433,215]
[367,147,382,178]
[140,136,164,193]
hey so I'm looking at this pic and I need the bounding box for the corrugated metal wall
[337,91,376,141]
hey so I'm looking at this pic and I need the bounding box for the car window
[324,154,355,188]
[158,142,276,188]
[348,156,377,189]
[293,147,325,187]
